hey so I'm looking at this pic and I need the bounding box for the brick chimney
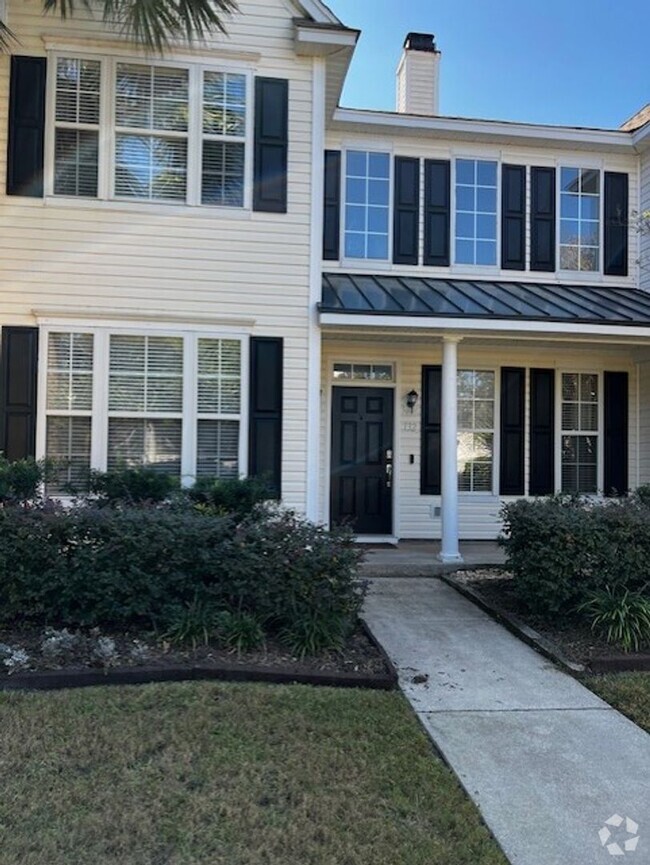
[396,33,441,116]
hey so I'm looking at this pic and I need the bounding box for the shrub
[0,505,365,654]
[188,476,273,520]
[217,611,266,654]
[0,456,46,504]
[500,496,650,619]
[579,585,650,653]
[89,467,179,505]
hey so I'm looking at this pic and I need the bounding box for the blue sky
[324,0,649,129]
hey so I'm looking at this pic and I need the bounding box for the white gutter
[319,311,650,340]
[332,108,635,151]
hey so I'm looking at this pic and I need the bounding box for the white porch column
[439,335,463,563]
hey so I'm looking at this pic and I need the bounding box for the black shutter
[393,156,420,265]
[604,172,629,277]
[530,167,556,272]
[423,160,450,266]
[604,371,629,497]
[529,369,555,495]
[249,337,283,497]
[421,366,441,494]
[323,150,341,261]
[500,367,525,495]
[501,165,526,270]
[6,56,47,198]
[0,327,39,460]
[253,77,288,213]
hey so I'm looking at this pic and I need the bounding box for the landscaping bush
[0,504,364,653]
[500,496,650,620]
[188,476,273,520]
[0,455,47,504]
[89,467,180,505]
[579,585,650,653]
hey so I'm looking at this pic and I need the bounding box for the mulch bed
[0,623,396,691]
[450,569,650,672]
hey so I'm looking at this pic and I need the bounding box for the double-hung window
[54,57,101,197]
[561,373,599,493]
[457,369,495,492]
[344,150,391,260]
[559,168,600,272]
[114,64,189,202]
[42,330,244,494]
[455,159,498,266]
[50,55,250,208]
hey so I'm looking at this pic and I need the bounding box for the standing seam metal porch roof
[320,274,650,326]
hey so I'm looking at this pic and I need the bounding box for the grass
[585,672,650,733]
[0,682,507,865]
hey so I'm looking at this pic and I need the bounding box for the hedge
[500,496,650,619]
[0,504,365,648]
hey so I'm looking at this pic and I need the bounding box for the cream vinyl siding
[320,338,638,540]
[0,0,316,511]
[326,130,640,286]
[640,151,650,291]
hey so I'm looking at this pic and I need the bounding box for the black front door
[330,387,394,535]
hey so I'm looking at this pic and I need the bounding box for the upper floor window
[455,159,498,266]
[560,168,600,272]
[50,56,249,209]
[344,150,390,260]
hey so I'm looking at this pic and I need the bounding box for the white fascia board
[319,312,650,341]
[295,0,342,25]
[632,122,650,153]
[294,23,358,56]
[332,108,635,152]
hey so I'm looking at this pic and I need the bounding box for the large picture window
[455,159,498,266]
[561,372,599,493]
[50,55,249,208]
[344,150,391,260]
[42,330,244,493]
[457,369,495,492]
[560,168,600,272]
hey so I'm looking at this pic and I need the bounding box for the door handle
[385,449,393,489]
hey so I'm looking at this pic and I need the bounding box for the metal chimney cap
[403,33,438,53]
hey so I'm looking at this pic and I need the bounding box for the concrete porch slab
[360,540,505,577]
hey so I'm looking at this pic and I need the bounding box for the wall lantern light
[406,389,419,413]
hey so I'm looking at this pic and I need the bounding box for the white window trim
[556,162,605,280]
[45,51,255,213]
[340,145,394,267]
[331,360,396,384]
[36,325,250,490]
[555,369,604,495]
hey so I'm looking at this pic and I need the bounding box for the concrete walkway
[363,578,650,865]
[360,541,506,578]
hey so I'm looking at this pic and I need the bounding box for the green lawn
[586,672,650,733]
[0,682,506,865]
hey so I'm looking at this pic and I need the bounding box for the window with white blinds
[202,72,247,207]
[45,332,94,494]
[561,372,600,493]
[115,64,188,202]
[108,335,184,475]
[42,330,244,489]
[196,338,241,478]
[49,55,250,207]
[54,58,100,197]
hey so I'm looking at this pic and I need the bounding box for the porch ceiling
[321,274,650,327]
